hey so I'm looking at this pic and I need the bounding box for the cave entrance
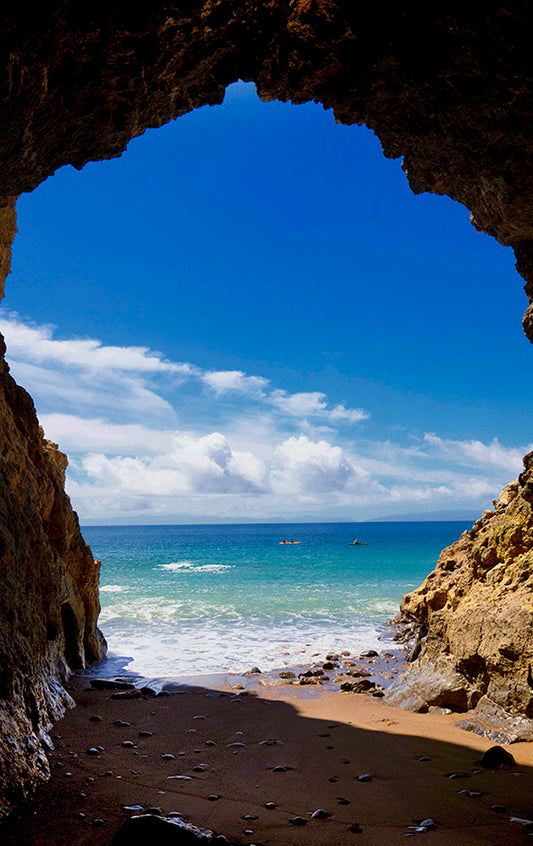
[2,81,528,679]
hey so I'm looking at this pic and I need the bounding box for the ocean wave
[160,561,232,573]
[100,585,125,593]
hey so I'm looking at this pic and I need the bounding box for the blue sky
[2,81,531,523]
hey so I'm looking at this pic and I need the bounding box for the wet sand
[3,670,533,845]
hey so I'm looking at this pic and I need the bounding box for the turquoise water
[83,522,469,678]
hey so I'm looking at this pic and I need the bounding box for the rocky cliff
[0,336,106,817]
[385,452,533,740]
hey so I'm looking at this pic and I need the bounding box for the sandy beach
[2,667,533,846]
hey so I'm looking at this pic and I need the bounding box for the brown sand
[3,676,533,845]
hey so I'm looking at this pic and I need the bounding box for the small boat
[348,540,369,546]
[279,540,301,545]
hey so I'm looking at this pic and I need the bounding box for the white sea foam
[100,585,125,593]
[160,561,233,573]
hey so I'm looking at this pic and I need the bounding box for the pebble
[226,742,246,748]
[357,774,372,782]
[249,667,262,673]
[242,814,259,820]
[193,714,208,720]
[206,740,217,746]
[92,819,106,826]
[145,808,162,815]
[122,741,135,748]
[258,739,283,746]
[418,756,431,762]
[491,805,509,813]
[447,772,471,779]
[193,764,210,772]
[243,830,254,835]
[89,715,102,722]
[360,650,378,658]
[167,812,184,818]
[78,813,86,819]
[86,748,100,756]
[272,766,290,772]
[265,803,276,810]
[138,731,153,738]
[167,775,192,781]
[232,684,244,690]
[480,745,515,768]
[348,823,363,833]
[279,671,295,679]
[289,817,307,826]
[162,754,175,760]
[311,808,330,819]
[115,720,131,727]
[78,793,87,799]
[420,819,437,829]
[123,805,144,812]
[208,794,220,801]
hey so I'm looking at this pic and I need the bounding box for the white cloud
[329,404,370,423]
[0,312,526,522]
[202,369,269,397]
[40,414,175,455]
[270,435,356,494]
[82,432,266,496]
[2,314,193,375]
[270,390,328,417]
[423,433,529,474]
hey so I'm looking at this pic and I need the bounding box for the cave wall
[0,0,532,815]
[0,339,106,816]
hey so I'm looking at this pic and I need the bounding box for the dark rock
[480,745,515,768]
[139,731,153,738]
[89,715,102,722]
[323,662,337,670]
[86,748,100,756]
[357,774,372,782]
[311,808,330,819]
[279,671,295,679]
[111,814,216,844]
[265,803,276,809]
[140,687,157,698]
[348,823,363,833]
[90,679,134,691]
[289,817,307,826]
[359,650,378,658]
[491,805,509,814]
[248,667,261,674]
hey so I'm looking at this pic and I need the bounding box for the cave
[0,2,532,820]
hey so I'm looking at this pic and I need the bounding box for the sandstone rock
[386,460,533,722]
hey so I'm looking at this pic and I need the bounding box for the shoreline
[3,661,533,844]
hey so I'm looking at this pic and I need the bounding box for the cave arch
[0,4,532,336]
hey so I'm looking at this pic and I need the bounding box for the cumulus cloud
[82,432,266,495]
[270,435,356,494]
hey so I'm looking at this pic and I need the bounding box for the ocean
[83,521,469,679]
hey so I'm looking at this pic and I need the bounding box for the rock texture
[0,6,532,336]
[385,452,533,739]
[0,337,106,817]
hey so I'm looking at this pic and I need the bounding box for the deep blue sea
[82,522,469,678]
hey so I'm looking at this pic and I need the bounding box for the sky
[2,81,532,524]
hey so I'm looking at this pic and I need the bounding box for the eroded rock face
[0,336,106,816]
[385,453,533,736]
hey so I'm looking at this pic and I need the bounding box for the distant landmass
[371,509,481,522]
